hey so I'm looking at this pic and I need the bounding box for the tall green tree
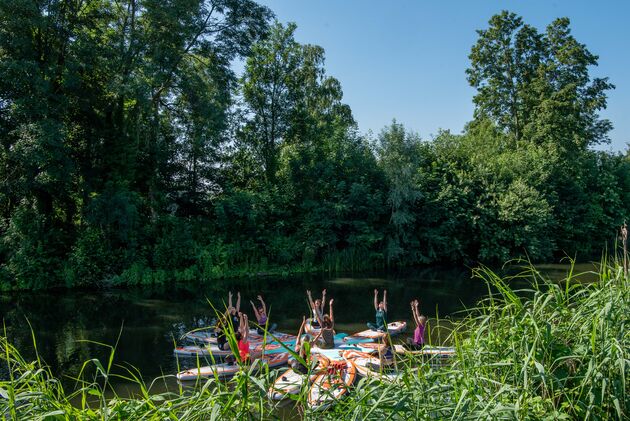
[239,22,352,185]
[467,11,618,259]
[376,121,424,264]
[467,11,613,150]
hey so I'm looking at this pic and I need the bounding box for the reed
[1,259,628,420]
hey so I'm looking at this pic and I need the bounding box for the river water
[0,264,592,398]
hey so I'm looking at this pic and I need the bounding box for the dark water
[0,264,589,398]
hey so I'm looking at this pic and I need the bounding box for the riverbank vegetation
[1,261,627,419]
[1,4,629,290]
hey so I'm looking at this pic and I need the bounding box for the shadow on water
[0,263,593,403]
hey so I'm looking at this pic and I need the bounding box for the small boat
[268,355,330,400]
[177,352,290,381]
[307,360,357,411]
[341,350,400,381]
[345,321,408,340]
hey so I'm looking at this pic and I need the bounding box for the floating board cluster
[174,319,455,410]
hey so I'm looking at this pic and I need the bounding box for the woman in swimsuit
[313,299,335,349]
[236,312,250,364]
[378,335,395,367]
[250,295,277,334]
[368,289,387,331]
[408,299,426,349]
[306,289,326,328]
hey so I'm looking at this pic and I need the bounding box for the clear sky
[253,0,629,152]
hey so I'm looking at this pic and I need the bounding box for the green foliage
[65,227,116,288]
[0,6,629,290]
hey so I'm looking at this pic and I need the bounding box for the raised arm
[295,316,306,349]
[228,291,233,309]
[411,300,420,326]
[411,300,418,326]
[312,329,322,344]
[383,290,388,313]
[321,289,327,313]
[329,299,335,326]
[250,300,260,320]
[415,300,424,325]
[373,289,379,311]
[257,295,267,315]
[236,292,241,312]
[306,290,316,312]
[240,313,249,341]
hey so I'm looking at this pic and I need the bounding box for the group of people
[212,289,428,372]
[214,292,273,364]
[288,289,427,374]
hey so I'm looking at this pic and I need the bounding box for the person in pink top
[408,299,427,349]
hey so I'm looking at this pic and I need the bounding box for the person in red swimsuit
[236,313,250,363]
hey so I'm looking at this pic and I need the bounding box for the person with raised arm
[214,314,229,351]
[407,299,427,349]
[378,334,395,367]
[235,312,250,364]
[227,291,241,331]
[289,316,312,374]
[368,289,388,332]
[250,295,277,334]
[313,299,335,349]
[306,289,326,328]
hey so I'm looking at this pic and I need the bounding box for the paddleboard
[393,344,455,356]
[174,339,292,358]
[268,355,330,400]
[177,352,290,381]
[184,328,257,344]
[308,360,357,411]
[346,321,407,340]
[342,350,399,381]
[184,329,289,345]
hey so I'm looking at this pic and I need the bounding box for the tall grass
[1,260,628,419]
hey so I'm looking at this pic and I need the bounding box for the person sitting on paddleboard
[215,316,229,351]
[236,312,250,364]
[407,299,426,349]
[313,299,335,349]
[250,295,276,334]
[306,289,326,328]
[227,291,241,331]
[289,316,312,374]
[378,335,395,367]
[368,289,388,331]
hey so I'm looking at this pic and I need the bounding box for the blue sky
[253,0,629,152]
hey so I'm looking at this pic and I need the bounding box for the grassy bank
[1,260,628,419]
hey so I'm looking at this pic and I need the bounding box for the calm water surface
[1,264,594,400]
